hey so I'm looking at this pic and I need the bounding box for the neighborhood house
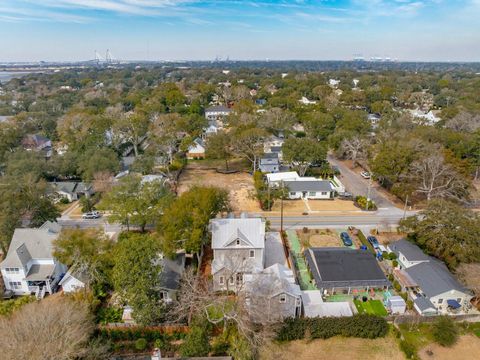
[0,222,66,299]
[186,138,206,159]
[388,239,473,315]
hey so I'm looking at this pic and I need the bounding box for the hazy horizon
[1,1,480,63]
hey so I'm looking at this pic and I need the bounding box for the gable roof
[285,180,333,192]
[49,182,93,196]
[405,259,470,298]
[210,218,265,250]
[389,239,430,262]
[414,296,436,312]
[205,105,232,113]
[1,222,61,268]
[159,252,186,290]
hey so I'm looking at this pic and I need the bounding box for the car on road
[338,191,353,199]
[82,211,101,219]
[367,235,380,249]
[360,171,371,179]
[340,232,353,247]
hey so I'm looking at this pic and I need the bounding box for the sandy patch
[260,335,405,360]
[309,234,341,247]
[308,199,358,212]
[270,200,308,213]
[376,232,406,245]
[418,335,480,360]
[177,167,261,212]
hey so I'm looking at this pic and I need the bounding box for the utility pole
[280,180,284,233]
[267,183,271,211]
[366,176,372,211]
[403,194,409,220]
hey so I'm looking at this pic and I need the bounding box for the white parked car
[360,171,371,179]
[82,211,101,219]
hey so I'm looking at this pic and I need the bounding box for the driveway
[328,155,403,216]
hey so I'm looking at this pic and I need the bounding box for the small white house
[285,180,334,200]
[387,296,406,314]
[187,137,206,159]
[266,172,301,186]
[59,267,87,293]
[205,105,232,121]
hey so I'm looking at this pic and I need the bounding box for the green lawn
[354,299,388,316]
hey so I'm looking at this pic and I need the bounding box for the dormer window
[236,239,240,246]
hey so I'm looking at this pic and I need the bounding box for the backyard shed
[387,295,406,314]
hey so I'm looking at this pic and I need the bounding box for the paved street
[328,154,403,215]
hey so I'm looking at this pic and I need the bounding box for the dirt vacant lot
[261,335,405,360]
[297,229,341,248]
[308,199,359,212]
[177,167,261,212]
[419,335,480,360]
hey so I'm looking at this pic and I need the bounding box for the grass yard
[260,333,405,360]
[354,299,388,316]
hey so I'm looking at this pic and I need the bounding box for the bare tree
[457,263,480,298]
[92,171,114,193]
[340,136,368,167]
[0,297,103,360]
[410,153,468,201]
[445,112,480,132]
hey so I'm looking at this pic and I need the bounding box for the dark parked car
[367,236,380,249]
[340,232,353,247]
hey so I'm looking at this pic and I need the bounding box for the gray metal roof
[25,264,56,281]
[305,248,390,289]
[1,222,60,268]
[210,218,265,249]
[285,180,333,192]
[405,259,469,298]
[159,253,186,290]
[205,105,232,113]
[389,239,430,262]
[414,296,436,312]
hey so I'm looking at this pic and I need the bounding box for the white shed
[387,295,406,314]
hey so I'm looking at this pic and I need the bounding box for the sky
[0,0,479,62]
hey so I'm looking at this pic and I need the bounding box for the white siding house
[210,217,266,292]
[186,137,206,159]
[285,180,333,199]
[205,105,232,121]
[0,222,67,299]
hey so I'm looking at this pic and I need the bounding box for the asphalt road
[264,213,405,230]
[328,155,402,214]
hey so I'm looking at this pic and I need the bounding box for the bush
[276,315,388,342]
[388,252,397,260]
[0,296,35,316]
[135,338,148,351]
[399,340,416,359]
[96,306,123,325]
[393,280,402,292]
[432,316,458,347]
[392,260,399,268]
[180,324,210,357]
[406,299,414,310]
[388,274,394,282]
[59,197,70,204]
[355,196,377,211]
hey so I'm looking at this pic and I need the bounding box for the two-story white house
[1,222,66,299]
[210,217,265,292]
[388,239,473,315]
[205,105,232,122]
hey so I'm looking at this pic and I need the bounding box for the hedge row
[96,327,187,343]
[276,315,388,341]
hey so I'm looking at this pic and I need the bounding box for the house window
[229,277,234,285]
[279,294,287,303]
[308,191,316,196]
[290,192,296,196]
[5,267,19,274]
[249,250,255,258]
[9,281,22,289]
[159,291,168,300]
[236,273,243,285]
[457,298,462,304]
[321,192,328,195]
[236,239,240,245]
[438,298,443,304]
[219,276,225,285]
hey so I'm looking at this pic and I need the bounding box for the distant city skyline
[1,1,479,62]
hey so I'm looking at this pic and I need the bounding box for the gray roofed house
[388,239,430,267]
[259,152,280,173]
[405,259,470,299]
[205,105,232,121]
[304,248,390,292]
[0,221,67,298]
[285,180,333,200]
[210,217,266,292]
[48,181,94,202]
[59,265,88,293]
[388,239,473,314]
[159,252,186,302]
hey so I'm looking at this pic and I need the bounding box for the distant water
[0,72,30,83]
